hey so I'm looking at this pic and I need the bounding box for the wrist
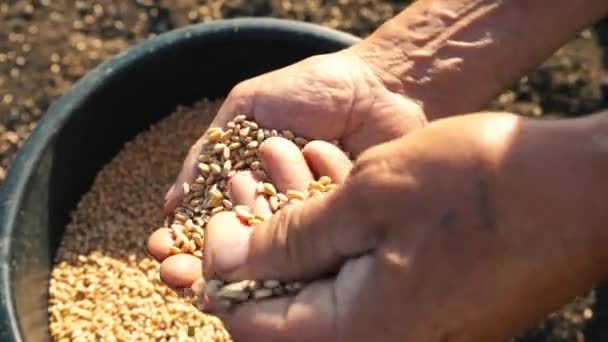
[348,0,608,121]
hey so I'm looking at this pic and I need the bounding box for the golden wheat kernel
[252,288,273,300]
[246,141,259,149]
[180,243,190,253]
[234,114,247,123]
[223,160,232,172]
[256,129,265,142]
[190,184,205,193]
[239,126,250,138]
[190,198,202,207]
[288,198,303,205]
[206,128,223,142]
[174,212,189,222]
[269,196,280,212]
[187,242,197,254]
[263,280,280,288]
[269,129,278,137]
[197,162,211,174]
[211,206,224,215]
[234,205,254,220]
[193,235,204,248]
[325,184,338,191]
[213,143,226,154]
[169,246,182,255]
[245,121,259,130]
[262,183,277,196]
[182,182,191,195]
[228,142,241,150]
[232,160,246,170]
[245,150,258,158]
[308,180,325,192]
[294,137,308,145]
[186,219,198,229]
[247,218,264,226]
[286,190,305,200]
[318,176,332,186]
[209,187,223,199]
[207,196,223,208]
[256,182,264,194]
[276,193,288,202]
[226,121,236,129]
[171,223,185,231]
[282,130,295,140]
[205,175,216,185]
[222,147,231,160]
[222,199,233,209]
[209,163,221,175]
[173,235,185,248]
[220,129,234,141]
[194,176,206,184]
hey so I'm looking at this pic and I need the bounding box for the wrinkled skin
[149,47,427,288]
[198,112,608,342]
[162,49,426,215]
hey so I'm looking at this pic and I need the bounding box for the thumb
[204,177,384,282]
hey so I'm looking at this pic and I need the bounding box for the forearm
[351,0,608,120]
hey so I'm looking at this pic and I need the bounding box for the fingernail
[211,225,251,275]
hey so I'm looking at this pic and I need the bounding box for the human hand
[199,112,608,341]
[147,43,426,289]
[161,46,426,214]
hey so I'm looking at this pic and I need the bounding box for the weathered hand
[161,47,426,214]
[200,112,608,341]
[147,44,426,289]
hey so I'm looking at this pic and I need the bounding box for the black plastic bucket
[0,18,359,341]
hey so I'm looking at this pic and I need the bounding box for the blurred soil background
[1,1,608,341]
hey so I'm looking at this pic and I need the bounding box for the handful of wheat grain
[160,114,347,310]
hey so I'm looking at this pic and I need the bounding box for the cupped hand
[147,46,425,291]
[199,112,608,341]
[162,47,426,214]
[147,135,354,289]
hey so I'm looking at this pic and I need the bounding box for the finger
[159,253,202,289]
[258,137,314,193]
[163,80,258,214]
[227,171,272,220]
[207,279,337,342]
[206,178,384,282]
[302,140,353,184]
[147,227,174,261]
[203,211,252,277]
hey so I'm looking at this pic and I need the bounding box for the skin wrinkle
[403,2,500,83]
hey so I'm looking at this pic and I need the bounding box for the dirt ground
[1,1,608,341]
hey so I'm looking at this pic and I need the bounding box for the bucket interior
[1,21,355,341]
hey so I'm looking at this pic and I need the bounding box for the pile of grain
[48,99,232,341]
